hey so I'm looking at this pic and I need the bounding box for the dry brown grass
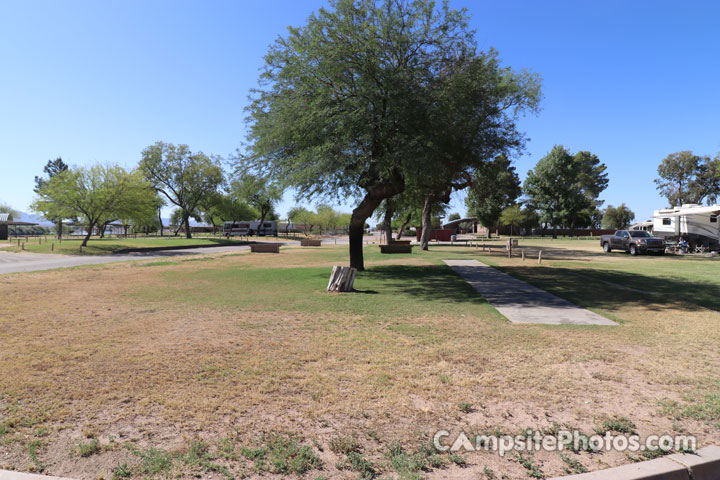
[0,244,718,479]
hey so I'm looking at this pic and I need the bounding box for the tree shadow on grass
[358,264,489,305]
[498,265,720,313]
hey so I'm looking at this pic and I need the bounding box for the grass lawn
[0,236,247,256]
[0,240,718,479]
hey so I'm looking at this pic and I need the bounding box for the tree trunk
[383,202,394,244]
[158,209,164,237]
[420,196,433,250]
[396,213,411,240]
[552,225,558,239]
[349,194,385,271]
[81,222,95,247]
[56,219,63,239]
[183,212,192,239]
[99,222,108,238]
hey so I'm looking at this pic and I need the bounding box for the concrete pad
[443,259,617,326]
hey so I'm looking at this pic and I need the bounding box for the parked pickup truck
[600,230,665,255]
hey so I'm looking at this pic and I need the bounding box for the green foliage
[329,436,362,455]
[246,0,540,268]
[337,451,376,479]
[139,141,224,238]
[654,151,720,206]
[206,188,258,225]
[594,416,636,435]
[458,402,473,413]
[466,154,522,231]
[560,454,587,474]
[524,145,608,232]
[384,441,448,479]
[287,204,350,235]
[32,165,155,246]
[515,453,543,478]
[232,173,281,224]
[447,212,461,222]
[241,433,320,475]
[111,463,132,479]
[77,438,101,457]
[660,392,720,424]
[602,203,635,229]
[499,205,526,234]
[34,157,69,194]
[137,447,173,476]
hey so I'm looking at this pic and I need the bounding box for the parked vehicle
[600,230,665,255]
[653,204,720,251]
[223,221,278,237]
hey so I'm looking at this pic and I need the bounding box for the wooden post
[521,249,525,261]
[21,242,24,250]
[79,245,83,253]
[508,243,512,258]
[17,238,20,246]
[538,250,542,264]
[51,243,54,252]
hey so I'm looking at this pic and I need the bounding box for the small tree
[499,205,525,236]
[34,157,69,238]
[234,174,281,233]
[139,142,224,239]
[602,204,635,230]
[33,165,155,247]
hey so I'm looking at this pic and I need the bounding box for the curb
[550,445,720,479]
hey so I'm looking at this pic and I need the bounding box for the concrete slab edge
[0,471,75,480]
[549,445,720,480]
[2,445,718,480]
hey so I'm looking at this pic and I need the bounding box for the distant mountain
[17,211,54,227]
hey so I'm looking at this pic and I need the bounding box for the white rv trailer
[223,220,278,237]
[653,204,720,250]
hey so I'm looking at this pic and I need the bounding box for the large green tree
[654,151,720,207]
[465,154,522,238]
[245,0,509,270]
[410,48,540,250]
[33,165,155,246]
[523,146,608,237]
[139,142,224,239]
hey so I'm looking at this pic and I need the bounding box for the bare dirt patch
[1,244,719,479]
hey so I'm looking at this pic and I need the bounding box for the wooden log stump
[327,265,357,292]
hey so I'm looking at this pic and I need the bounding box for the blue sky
[1,0,719,223]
